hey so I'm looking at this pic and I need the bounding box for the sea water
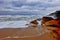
[0,15,42,28]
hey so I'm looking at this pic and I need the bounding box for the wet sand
[0,26,55,40]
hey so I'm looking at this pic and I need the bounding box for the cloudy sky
[0,0,60,15]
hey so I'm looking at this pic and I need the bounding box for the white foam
[0,21,29,28]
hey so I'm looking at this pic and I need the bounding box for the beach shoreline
[0,26,54,40]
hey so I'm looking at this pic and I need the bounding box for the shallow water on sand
[0,26,49,40]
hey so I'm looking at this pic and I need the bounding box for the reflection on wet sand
[0,25,54,40]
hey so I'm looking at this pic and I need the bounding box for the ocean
[0,15,42,28]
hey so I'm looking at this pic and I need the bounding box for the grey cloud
[0,0,60,15]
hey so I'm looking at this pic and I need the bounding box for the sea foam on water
[0,15,42,28]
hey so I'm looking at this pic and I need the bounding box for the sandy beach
[0,26,55,40]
